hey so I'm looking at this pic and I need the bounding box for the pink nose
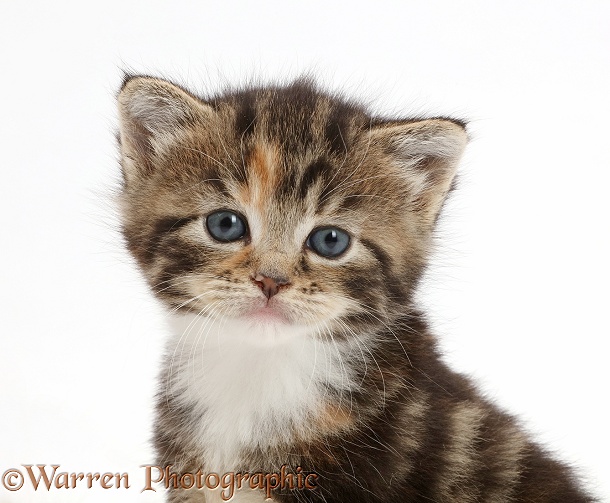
[252,274,290,299]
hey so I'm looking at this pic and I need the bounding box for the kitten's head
[117,76,466,339]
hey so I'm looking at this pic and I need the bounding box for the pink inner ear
[118,77,218,185]
[365,120,466,228]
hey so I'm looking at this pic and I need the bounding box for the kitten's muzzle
[252,273,291,299]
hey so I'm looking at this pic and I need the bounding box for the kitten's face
[118,77,466,339]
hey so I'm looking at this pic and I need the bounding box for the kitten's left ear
[117,76,216,186]
[368,119,468,227]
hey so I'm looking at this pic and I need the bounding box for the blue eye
[307,227,350,258]
[206,211,247,242]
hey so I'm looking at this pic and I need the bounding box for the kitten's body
[117,76,595,502]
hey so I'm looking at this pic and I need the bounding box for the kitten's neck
[163,312,369,470]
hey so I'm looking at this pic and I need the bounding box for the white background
[1,1,609,502]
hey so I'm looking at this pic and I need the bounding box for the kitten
[117,75,596,502]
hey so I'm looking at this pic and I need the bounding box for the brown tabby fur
[117,75,596,502]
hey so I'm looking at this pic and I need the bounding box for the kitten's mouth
[248,306,287,323]
[242,297,291,324]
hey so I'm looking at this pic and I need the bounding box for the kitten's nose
[252,273,290,299]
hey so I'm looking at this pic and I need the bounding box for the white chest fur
[166,313,361,471]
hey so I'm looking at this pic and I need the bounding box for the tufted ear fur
[367,119,468,227]
[117,76,216,186]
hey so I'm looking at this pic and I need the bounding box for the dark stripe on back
[475,413,521,500]
[405,395,453,502]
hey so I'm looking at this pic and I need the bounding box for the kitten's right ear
[117,76,215,185]
[367,119,468,229]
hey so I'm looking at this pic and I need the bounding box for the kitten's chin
[170,307,311,348]
[240,316,311,347]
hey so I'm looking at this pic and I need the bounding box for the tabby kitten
[117,75,595,502]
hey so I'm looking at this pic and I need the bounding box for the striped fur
[117,76,595,502]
